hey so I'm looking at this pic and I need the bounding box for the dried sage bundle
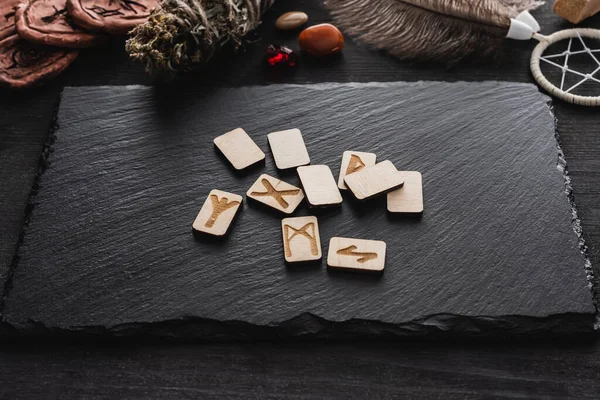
[126,0,275,75]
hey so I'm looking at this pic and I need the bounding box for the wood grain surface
[387,171,424,214]
[282,216,322,263]
[0,0,600,397]
[344,160,404,201]
[337,151,376,190]
[297,164,343,207]
[214,128,266,171]
[327,237,386,272]
[247,174,304,214]
[268,128,310,170]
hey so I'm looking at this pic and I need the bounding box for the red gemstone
[265,45,298,67]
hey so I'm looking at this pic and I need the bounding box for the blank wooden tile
[192,190,243,236]
[267,128,310,170]
[344,160,404,200]
[214,128,265,170]
[281,216,322,263]
[387,171,423,214]
[247,174,304,214]
[337,151,377,190]
[327,237,386,272]
[297,165,343,207]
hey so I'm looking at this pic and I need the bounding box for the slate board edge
[1,83,597,339]
[0,92,61,320]
[553,104,599,329]
[0,311,596,340]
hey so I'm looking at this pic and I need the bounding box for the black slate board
[2,82,595,338]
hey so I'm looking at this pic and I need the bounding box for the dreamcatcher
[324,0,600,106]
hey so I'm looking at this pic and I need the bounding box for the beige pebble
[275,11,308,30]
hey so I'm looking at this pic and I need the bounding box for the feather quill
[323,0,543,61]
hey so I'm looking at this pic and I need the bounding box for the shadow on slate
[1,82,595,339]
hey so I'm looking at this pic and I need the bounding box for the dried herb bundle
[126,0,275,75]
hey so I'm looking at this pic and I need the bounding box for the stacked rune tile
[194,127,424,273]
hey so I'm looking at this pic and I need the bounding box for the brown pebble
[275,11,308,30]
[298,23,344,57]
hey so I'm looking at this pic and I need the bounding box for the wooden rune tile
[247,174,304,214]
[213,128,265,170]
[192,189,242,236]
[327,237,386,272]
[387,171,423,214]
[344,160,404,200]
[297,165,343,207]
[337,151,377,190]
[281,216,322,263]
[267,128,310,170]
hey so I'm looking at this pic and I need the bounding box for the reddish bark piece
[0,34,78,88]
[0,0,21,41]
[66,0,159,35]
[15,0,104,48]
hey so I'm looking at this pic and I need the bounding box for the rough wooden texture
[337,151,376,190]
[1,82,594,338]
[344,160,404,200]
[297,165,343,208]
[387,171,424,214]
[0,341,600,399]
[327,237,386,272]
[281,216,322,263]
[247,174,304,214]
[267,128,310,170]
[213,128,265,171]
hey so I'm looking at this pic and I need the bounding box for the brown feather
[323,0,543,61]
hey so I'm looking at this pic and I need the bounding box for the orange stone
[298,23,344,57]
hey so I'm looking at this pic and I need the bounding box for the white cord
[531,28,600,106]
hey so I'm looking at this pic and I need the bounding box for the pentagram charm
[531,28,600,107]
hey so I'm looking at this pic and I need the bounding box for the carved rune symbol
[205,195,240,228]
[250,178,301,209]
[41,6,67,24]
[336,245,378,263]
[283,222,318,258]
[345,154,366,175]
[88,5,123,17]
[88,0,148,17]
[4,10,15,22]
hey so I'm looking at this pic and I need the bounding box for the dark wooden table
[1,0,599,398]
